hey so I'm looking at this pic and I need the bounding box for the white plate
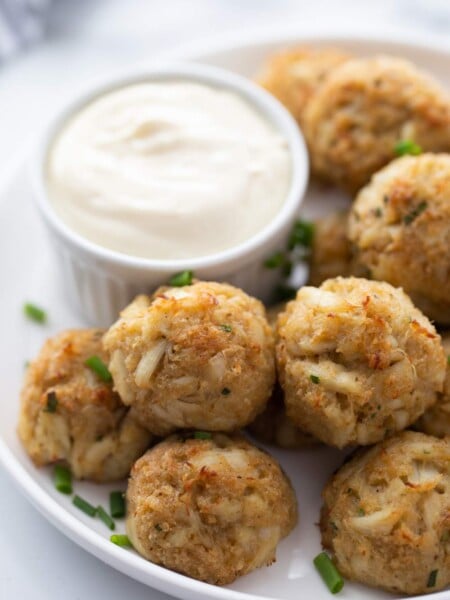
[1,30,450,600]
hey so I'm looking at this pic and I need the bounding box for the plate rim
[2,25,450,600]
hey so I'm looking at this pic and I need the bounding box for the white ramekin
[30,62,309,327]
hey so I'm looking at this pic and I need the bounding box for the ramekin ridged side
[30,62,309,326]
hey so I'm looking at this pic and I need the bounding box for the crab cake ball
[308,211,354,286]
[18,329,152,481]
[321,431,450,595]
[126,433,297,584]
[305,56,450,192]
[415,334,450,438]
[257,47,350,128]
[103,282,275,436]
[276,277,446,448]
[251,301,318,448]
[349,154,450,324]
[248,385,318,449]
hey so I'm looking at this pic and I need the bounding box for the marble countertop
[1,1,450,598]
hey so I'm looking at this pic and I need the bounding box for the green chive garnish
[288,220,315,250]
[357,507,365,516]
[310,374,320,384]
[264,251,286,269]
[24,360,30,369]
[427,569,438,588]
[73,495,97,517]
[274,284,297,302]
[97,506,115,530]
[194,431,212,440]
[394,139,422,156]
[403,201,427,225]
[168,270,193,287]
[282,259,293,277]
[85,355,112,382]
[221,387,231,395]
[447,355,450,365]
[110,534,132,547]
[23,302,47,323]
[110,491,126,519]
[314,552,344,594]
[220,324,232,333]
[54,464,72,495]
[44,391,58,413]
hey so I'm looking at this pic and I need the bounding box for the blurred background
[2,1,450,599]
[2,0,450,167]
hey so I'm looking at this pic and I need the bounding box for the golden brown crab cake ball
[18,329,152,482]
[305,56,450,192]
[251,303,318,448]
[126,433,297,585]
[257,46,350,129]
[266,302,287,327]
[276,277,446,449]
[321,431,450,595]
[308,211,354,286]
[415,334,450,437]
[248,385,318,449]
[348,154,450,324]
[103,282,275,436]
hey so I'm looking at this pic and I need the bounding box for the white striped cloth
[0,0,52,60]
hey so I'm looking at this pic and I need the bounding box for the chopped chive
[447,355,450,365]
[110,491,126,519]
[110,534,133,547]
[394,139,422,156]
[44,391,58,413]
[403,201,427,225]
[73,495,97,517]
[97,506,115,530]
[374,207,382,218]
[23,302,47,323]
[357,507,365,516]
[264,251,286,269]
[288,220,315,250]
[219,324,232,333]
[194,431,212,440]
[314,552,344,594]
[274,284,297,302]
[168,270,193,287]
[84,355,112,382]
[310,374,320,384]
[427,569,438,588]
[282,259,293,277]
[24,360,30,369]
[221,387,231,395]
[54,464,72,495]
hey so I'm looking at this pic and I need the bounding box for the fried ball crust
[276,277,446,448]
[257,46,350,129]
[18,329,152,481]
[103,282,275,436]
[248,385,318,449]
[250,302,318,448]
[415,333,450,437]
[126,433,297,585]
[348,154,450,324]
[308,211,354,286]
[321,431,450,595]
[305,56,450,192]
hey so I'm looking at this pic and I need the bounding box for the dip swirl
[46,81,291,260]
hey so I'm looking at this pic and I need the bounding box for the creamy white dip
[46,81,291,260]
